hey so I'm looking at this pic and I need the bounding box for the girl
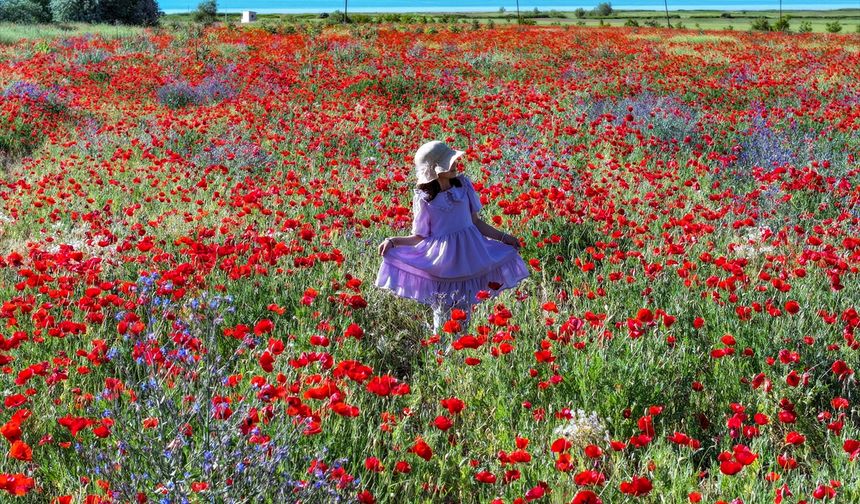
[375,140,530,351]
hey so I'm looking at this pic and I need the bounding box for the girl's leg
[432,302,451,341]
[432,296,473,351]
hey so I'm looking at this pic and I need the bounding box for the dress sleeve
[411,192,431,237]
[464,176,483,214]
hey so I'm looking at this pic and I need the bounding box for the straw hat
[414,140,466,184]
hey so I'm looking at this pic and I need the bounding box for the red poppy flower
[785,431,805,445]
[584,445,603,458]
[439,397,466,415]
[0,422,22,442]
[433,416,453,431]
[719,459,743,476]
[0,474,34,496]
[253,319,274,336]
[572,490,602,504]
[843,439,859,461]
[364,457,384,472]
[551,438,571,453]
[574,470,606,486]
[730,445,754,465]
[58,416,93,437]
[443,320,462,334]
[259,351,274,372]
[619,475,652,496]
[475,471,497,484]
[92,424,111,438]
[9,440,32,461]
[636,308,654,323]
[409,438,432,461]
[525,482,549,500]
[344,323,364,339]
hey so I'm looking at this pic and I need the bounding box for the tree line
[0,0,160,25]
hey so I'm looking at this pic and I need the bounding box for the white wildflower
[553,409,611,447]
[734,225,774,259]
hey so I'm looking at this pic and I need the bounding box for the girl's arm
[390,234,425,247]
[378,234,425,256]
[472,213,521,249]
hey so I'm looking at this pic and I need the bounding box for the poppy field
[0,23,859,503]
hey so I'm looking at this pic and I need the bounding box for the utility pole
[344,0,348,23]
[664,0,670,28]
[516,0,521,24]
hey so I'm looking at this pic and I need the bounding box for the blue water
[158,0,860,14]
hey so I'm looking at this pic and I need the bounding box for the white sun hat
[414,140,466,184]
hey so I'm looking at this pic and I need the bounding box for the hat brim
[434,149,466,174]
[415,147,466,184]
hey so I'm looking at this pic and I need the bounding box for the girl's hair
[417,176,463,201]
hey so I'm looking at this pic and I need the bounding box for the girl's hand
[378,238,395,256]
[501,233,521,250]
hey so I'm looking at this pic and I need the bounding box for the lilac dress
[375,175,530,308]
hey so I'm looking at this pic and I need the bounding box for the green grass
[0,22,145,44]
[178,8,860,34]
[4,8,859,43]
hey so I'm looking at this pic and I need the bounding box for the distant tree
[327,9,346,23]
[750,16,771,31]
[49,0,158,24]
[825,20,841,33]
[773,15,790,32]
[50,0,100,22]
[498,6,505,13]
[32,0,49,18]
[593,2,612,16]
[797,20,812,32]
[192,0,217,25]
[574,7,586,18]
[0,0,52,22]
[624,18,639,27]
[99,0,160,25]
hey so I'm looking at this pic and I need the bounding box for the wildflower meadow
[0,22,859,504]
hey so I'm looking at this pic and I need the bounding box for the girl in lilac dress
[375,140,530,349]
